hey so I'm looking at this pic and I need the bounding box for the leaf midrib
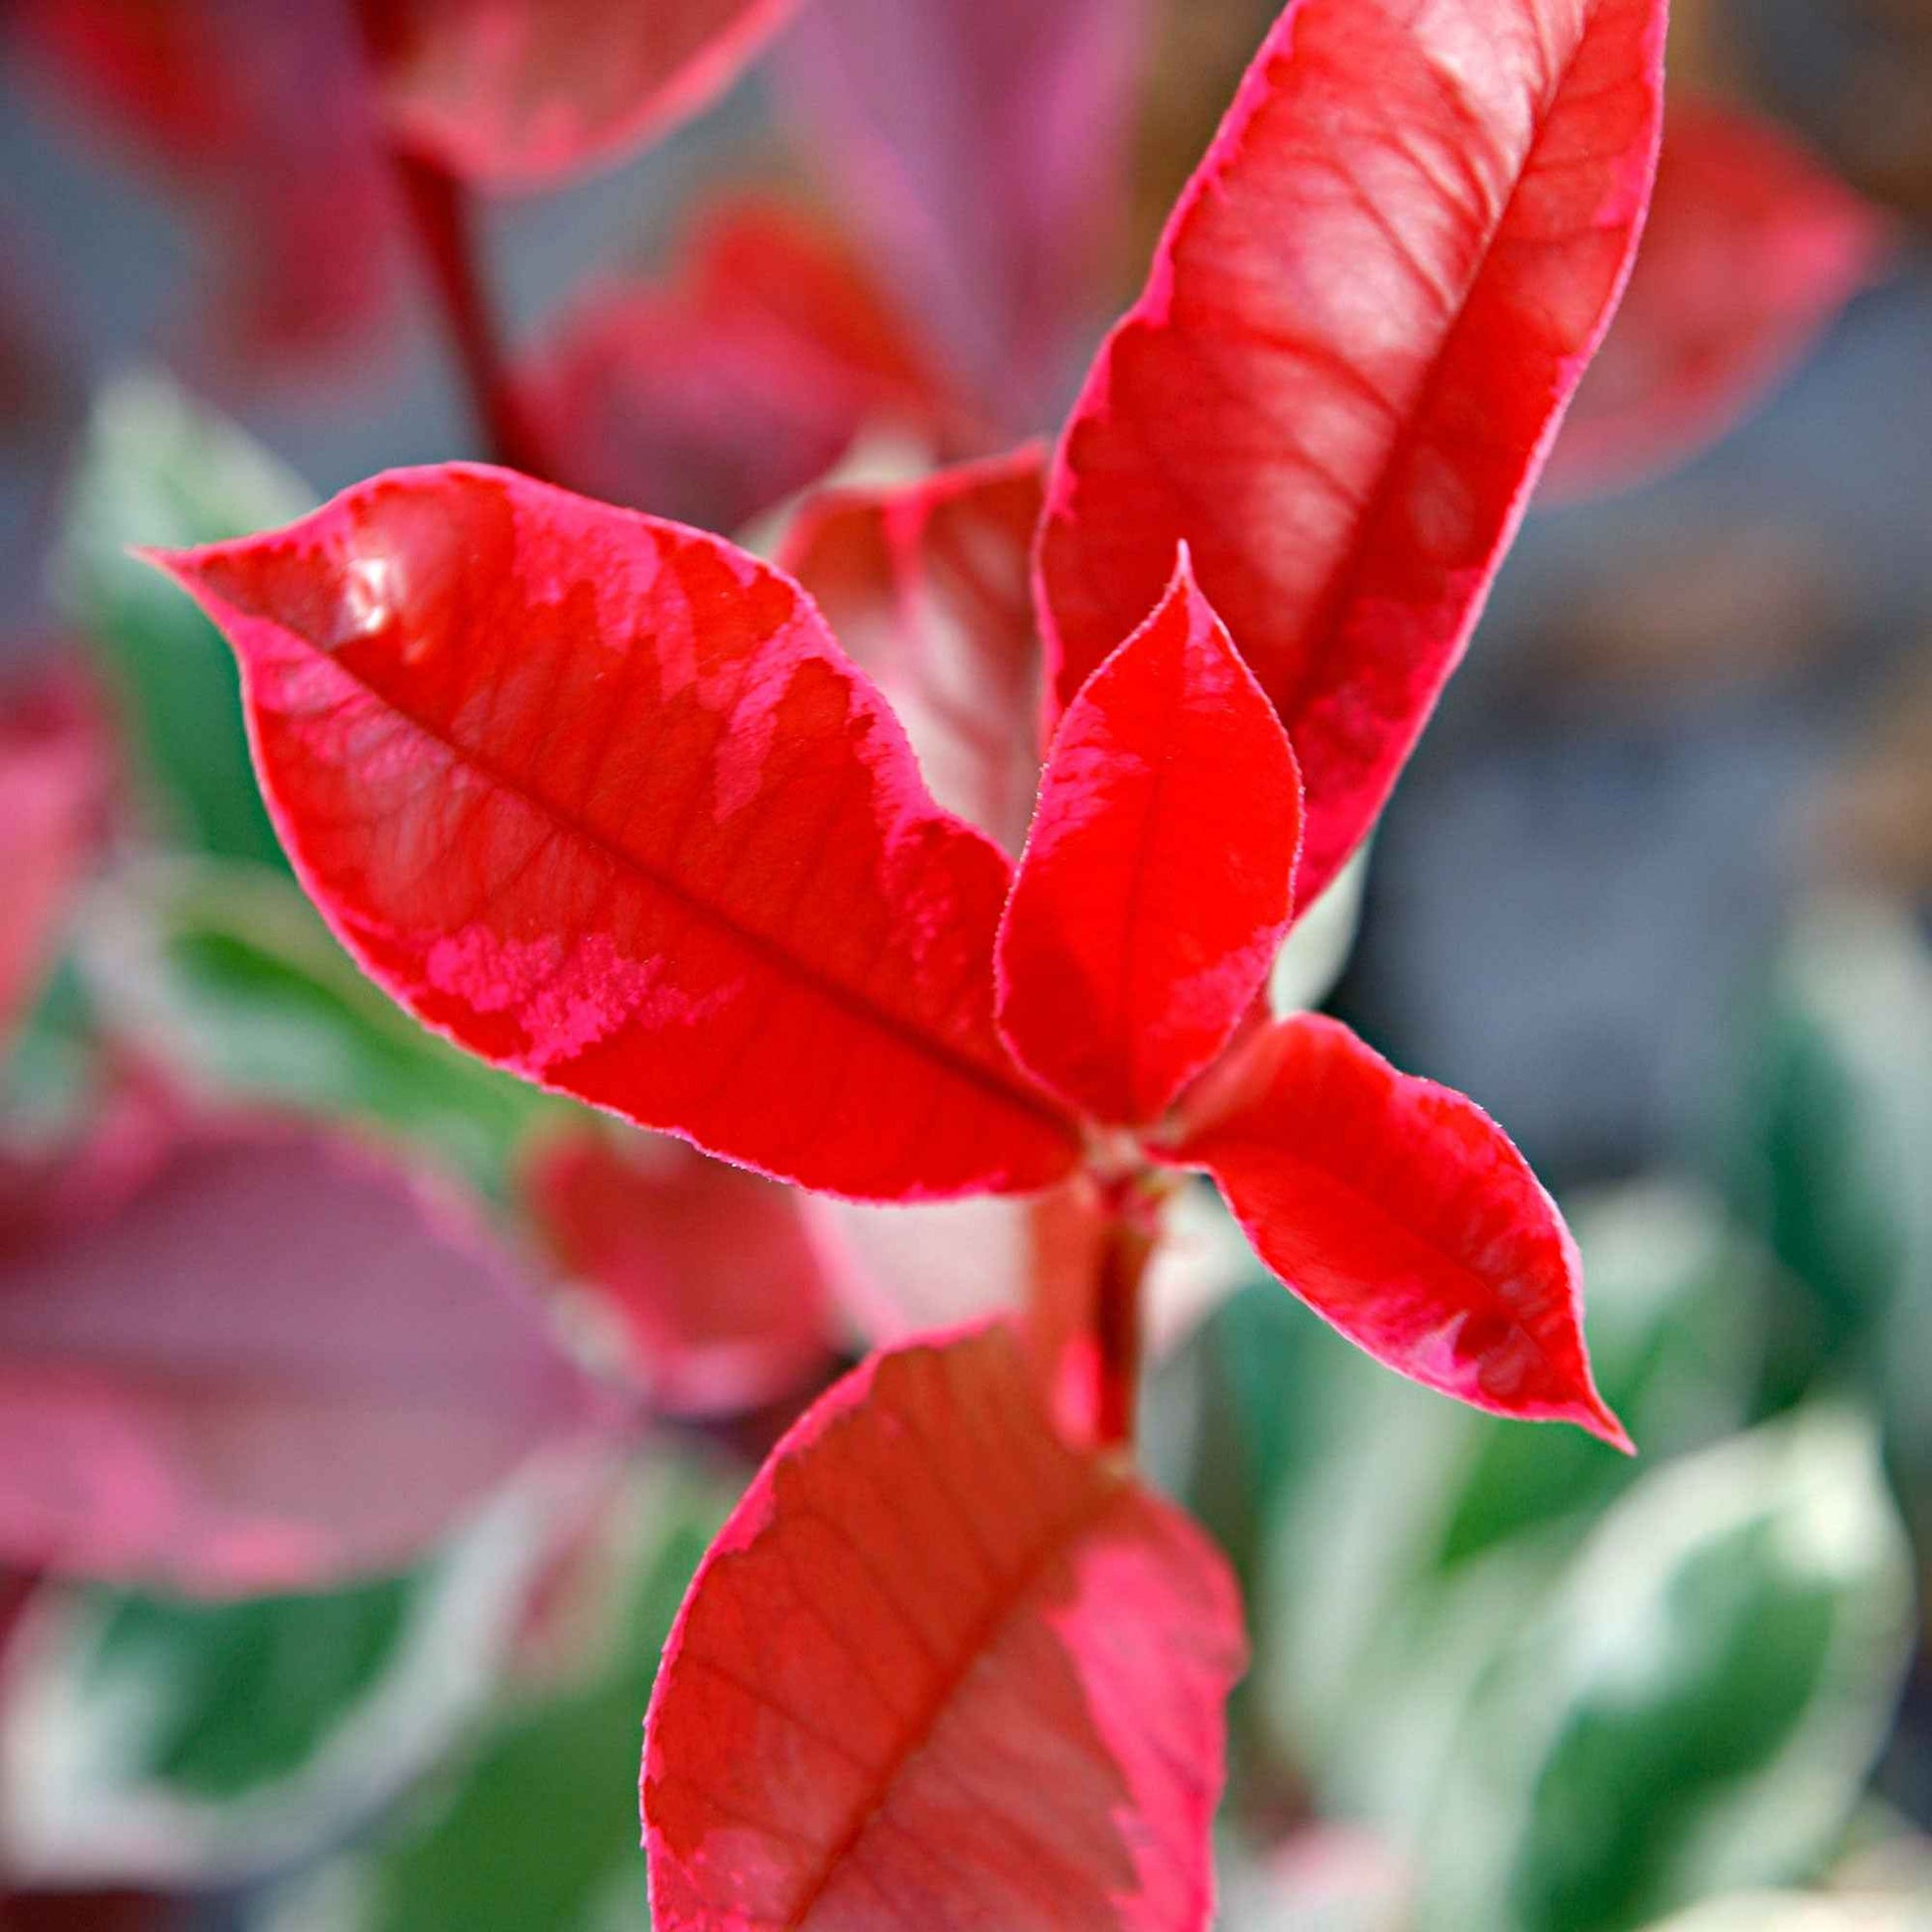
[782,1473,1128,1927]
[258,609,1073,1142]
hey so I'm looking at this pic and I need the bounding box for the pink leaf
[1036,0,1668,909]
[779,444,1045,853]
[1542,94,1893,498]
[0,1115,613,1591]
[144,465,1079,1201]
[642,1321,1245,1929]
[521,199,955,536]
[363,0,797,190]
[0,671,109,1054]
[524,1121,834,1419]
[998,553,1304,1127]
[778,0,1156,422]
[1166,1014,1629,1448]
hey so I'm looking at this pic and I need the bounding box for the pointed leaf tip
[146,462,1079,1201]
[1037,0,1669,908]
[643,1322,1245,1930]
[1170,1014,1628,1447]
[998,555,1303,1126]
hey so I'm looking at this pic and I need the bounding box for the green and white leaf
[73,859,567,1194]
[1420,1407,1914,1932]
[1726,895,1932,1414]
[253,1464,724,1932]
[55,370,312,868]
[0,1464,588,1888]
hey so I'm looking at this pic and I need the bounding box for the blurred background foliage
[1,0,1929,1926]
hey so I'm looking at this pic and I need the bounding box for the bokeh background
[2,0,1929,1926]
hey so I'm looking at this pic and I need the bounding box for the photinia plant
[140,0,1671,1917]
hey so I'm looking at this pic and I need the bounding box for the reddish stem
[1091,1181,1161,1449]
[391,151,549,477]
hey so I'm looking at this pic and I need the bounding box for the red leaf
[779,445,1045,853]
[9,0,253,169]
[642,1322,1245,1929]
[363,0,796,189]
[145,465,1078,1201]
[778,0,1156,422]
[521,199,954,536]
[997,553,1303,1127]
[13,0,396,375]
[1542,94,1892,498]
[1166,1014,1629,1448]
[1035,0,1668,909]
[0,671,109,1054]
[524,1122,834,1419]
[0,1116,612,1591]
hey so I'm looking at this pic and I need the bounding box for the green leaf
[55,372,312,869]
[74,860,568,1195]
[255,1466,724,1932]
[1,956,101,1141]
[0,1473,580,1888]
[1422,1408,1913,1932]
[1184,1270,1361,1597]
[81,1581,413,1803]
[1724,897,1932,1415]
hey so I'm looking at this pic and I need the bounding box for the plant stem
[391,150,549,477]
[1092,1187,1160,1450]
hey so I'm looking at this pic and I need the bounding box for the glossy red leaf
[525,1121,834,1418]
[0,672,109,1053]
[643,1321,1245,1929]
[363,0,796,189]
[521,199,954,536]
[1542,95,1892,498]
[145,465,1078,1201]
[1166,1014,1629,1447]
[0,1116,612,1591]
[779,445,1045,853]
[998,553,1303,1127]
[1036,0,1668,910]
[779,0,1156,423]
